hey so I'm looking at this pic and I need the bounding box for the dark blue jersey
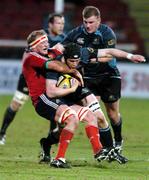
[46,70,91,104]
[45,29,66,47]
[45,29,66,60]
[62,24,120,78]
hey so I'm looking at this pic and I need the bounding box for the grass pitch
[0,96,149,180]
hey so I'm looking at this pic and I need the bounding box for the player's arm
[45,60,84,86]
[97,26,146,63]
[97,48,146,63]
[81,47,146,63]
[29,52,80,76]
[46,79,79,98]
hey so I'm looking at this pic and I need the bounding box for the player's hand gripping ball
[56,74,73,89]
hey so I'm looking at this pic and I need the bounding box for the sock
[50,121,58,131]
[40,138,50,156]
[111,117,122,142]
[0,107,17,135]
[85,125,102,155]
[56,129,73,159]
[40,130,61,156]
[46,130,60,145]
[99,126,113,148]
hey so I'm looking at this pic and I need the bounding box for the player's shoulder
[67,25,83,36]
[99,24,114,34]
[99,24,116,39]
[60,33,66,38]
[29,51,47,59]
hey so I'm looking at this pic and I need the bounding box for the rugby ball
[56,74,72,89]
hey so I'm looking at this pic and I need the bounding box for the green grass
[0,96,149,180]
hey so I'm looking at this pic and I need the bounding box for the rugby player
[0,13,66,145]
[62,6,146,153]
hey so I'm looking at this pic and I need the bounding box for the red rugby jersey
[22,51,48,106]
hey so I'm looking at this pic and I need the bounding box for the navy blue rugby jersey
[45,29,66,47]
[62,24,120,78]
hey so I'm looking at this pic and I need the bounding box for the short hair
[82,6,100,18]
[27,29,47,46]
[64,43,81,59]
[48,13,64,24]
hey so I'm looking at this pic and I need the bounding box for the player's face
[35,39,49,55]
[83,15,101,33]
[66,58,80,69]
[50,17,65,35]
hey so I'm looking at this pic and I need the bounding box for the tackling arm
[45,61,84,86]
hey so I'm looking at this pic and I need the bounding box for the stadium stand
[122,0,149,56]
[0,0,147,58]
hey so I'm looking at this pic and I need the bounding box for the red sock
[85,125,103,155]
[56,129,74,159]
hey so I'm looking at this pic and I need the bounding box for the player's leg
[0,101,20,145]
[36,94,79,167]
[39,125,61,164]
[75,105,114,162]
[0,92,28,145]
[101,76,123,153]
[84,79,128,163]
[50,105,79,168]
[104,100,123,152]
[99,76,128,162]
[35,94,63,163]
[88,100,127,164]
[83,79,114,150]
[77,104,127,164]
[85,94,114,149]
[0,74,28,145]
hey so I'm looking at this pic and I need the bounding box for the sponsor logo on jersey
[108,95,116,101]
[93,37,100,45]
[77,38,84,45]
[56,99,61,104]
[108,39,116,46]
[87,47,94,53]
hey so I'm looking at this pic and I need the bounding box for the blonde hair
[27,29,47,46]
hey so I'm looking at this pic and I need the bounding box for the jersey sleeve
[62,32,73,45]
[81,47,98,64]
[102,26,117,48]
[62,28,79,45]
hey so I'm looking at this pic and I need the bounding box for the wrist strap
[126,53,133,59]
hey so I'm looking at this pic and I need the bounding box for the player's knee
[12,90,29,110]
[107,110,119,121]
[58,107,78,126]
[77,107,90,122]
[77,107,97,125]
[10,100,22,111]
[67,112,80,128]
[94,110,109,128]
